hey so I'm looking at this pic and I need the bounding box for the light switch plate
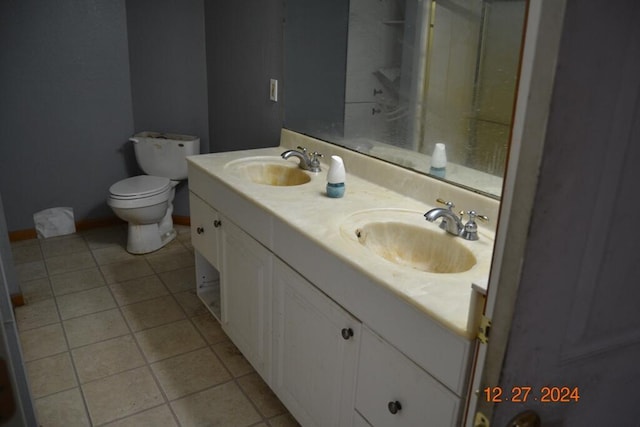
[270,79,278,102]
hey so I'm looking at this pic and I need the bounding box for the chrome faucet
[281,146,323,172]
[424,199,488,241]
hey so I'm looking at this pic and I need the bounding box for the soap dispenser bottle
[326,155,346,198]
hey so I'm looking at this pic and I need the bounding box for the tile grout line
[99,249,179,426]
[40,235,94,426]
[108,236,201,427]
[16,227,295,426]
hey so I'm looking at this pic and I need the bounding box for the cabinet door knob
[388,400,402,414]
[196,227,204,234]
[341,328,354,340]
[213,220,222,228]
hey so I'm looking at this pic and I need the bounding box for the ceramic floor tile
[10,240,42,264]
[83,226,127,250]
[238,372,287,418]
[103,405,178,427]
[50,267,106,296]
[57,286,116,320]
[72,335,145,384]
[121,295,186,332]
[268,413,301,427]
[146,249,194,274]
[19,323,68,362]
[176,227,192,244]
[15,298,59,331]
[100,258,154,284]
[14,260,48,283]
[158,266,195,293]
[20,277,53,303]
[192,313,227,345]
[63,309,130,348]
[109,275,169,306]
[212,339,254,377]
[174,224,191,235]
[173,289,208,317]
[40,235,89,258]
[171,381,261,427]
[146,238,186,256]
[92,245,139,265]
[82,366,163,425]
[26,352,77,398]
[34,388,90,427]
[135,319,205,363]
[15,228,294,427]
[150,347,231,400]
[45,251,96,275]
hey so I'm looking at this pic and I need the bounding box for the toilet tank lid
[109,176,171,198]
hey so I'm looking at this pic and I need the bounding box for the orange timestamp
[483,386,580,403]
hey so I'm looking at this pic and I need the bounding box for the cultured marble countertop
[187,146,495,339]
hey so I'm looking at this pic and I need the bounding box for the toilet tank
[131,132,200,180]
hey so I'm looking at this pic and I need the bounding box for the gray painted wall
[0,0,284,232]
[205,0,284,153]
[126,0,210,216]
[0,0,135,232]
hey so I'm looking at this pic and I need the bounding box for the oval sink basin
[349,220,477,274]
[225,157,311,186]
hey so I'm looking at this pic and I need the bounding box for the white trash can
[33,207,76,239]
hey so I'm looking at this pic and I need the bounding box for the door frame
[464,0,568,424]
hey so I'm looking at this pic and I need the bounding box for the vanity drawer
[355,327,460,427]
[189,192,221,269]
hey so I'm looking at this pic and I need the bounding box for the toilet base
[126,223,176,254]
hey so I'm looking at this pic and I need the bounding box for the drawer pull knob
[341,328,354,340]
[388,400,402,415]
[214,220,222,228]
[196,227,204,234]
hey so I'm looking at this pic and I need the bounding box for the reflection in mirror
[284,0,527,198]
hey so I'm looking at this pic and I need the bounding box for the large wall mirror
[284,0,527,198]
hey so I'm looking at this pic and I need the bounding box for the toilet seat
[108,176,172,209]
[109,175,171,199]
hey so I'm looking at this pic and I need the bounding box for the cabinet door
[221,219,272,380]
[355,327,460,427]
[272,258,360,427]
[189,192,221,269]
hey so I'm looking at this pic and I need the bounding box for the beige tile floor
[11,225,299,427]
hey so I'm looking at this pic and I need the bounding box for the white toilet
[107,132,200,254]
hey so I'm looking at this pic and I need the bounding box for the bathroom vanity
[187,130,498,426]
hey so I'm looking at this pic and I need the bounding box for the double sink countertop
[187,130,498,339]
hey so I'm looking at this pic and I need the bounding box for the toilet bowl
[108,175,178,254]
[108,132,199,254]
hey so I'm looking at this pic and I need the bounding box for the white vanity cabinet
[190,192,222,321]
[191,190,272,380]
[189,192,221,268]
[187,149,474,427]
[355,327,461,426]
[219,218,272,381]
[272,258,360,427]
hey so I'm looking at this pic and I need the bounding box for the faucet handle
[310,151,323,161]
[436,198,456,210]
[296,146,308,154]
[465,210,489,222]
[461,210,489,241]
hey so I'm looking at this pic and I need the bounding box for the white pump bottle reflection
[430,143,447,179]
